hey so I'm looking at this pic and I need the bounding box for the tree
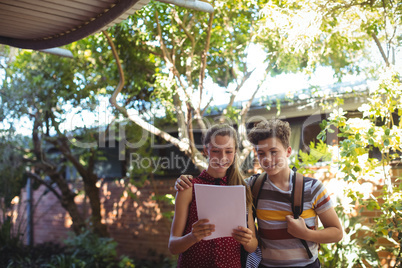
[102,0,399,173]
[0,130,27,221]
[259,0,401,75]
[1,48,101,235]
[102,0,323,172]
[280,0,401,266]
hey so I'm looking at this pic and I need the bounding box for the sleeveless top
[177,170,242,268]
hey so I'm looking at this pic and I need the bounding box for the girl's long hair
[202,124,253,207]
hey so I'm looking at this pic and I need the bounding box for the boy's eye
[271,151,277,156]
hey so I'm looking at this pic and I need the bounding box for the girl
[168,124,258,268]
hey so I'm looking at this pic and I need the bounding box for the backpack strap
[250,172,267,210]
[249,172,267,248]
[291,167,313,259]
[291,171,305,218]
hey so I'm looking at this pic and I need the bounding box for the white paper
[194,184,246,240]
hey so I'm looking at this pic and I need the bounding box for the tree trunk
[31,113,86,235]
[48,172,86,234]
[27,171,86,235]
[83,172,109,237]
[54,137,109,237]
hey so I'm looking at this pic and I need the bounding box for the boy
[175,119,343,267]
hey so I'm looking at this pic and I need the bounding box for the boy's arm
[286,207,343,243]
[175,175,194,191]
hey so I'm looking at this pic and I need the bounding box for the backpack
[249,167,314,259]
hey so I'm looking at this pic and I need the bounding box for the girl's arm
[168,187,215,255]
[232,205,258,253]
[286,207,343,244]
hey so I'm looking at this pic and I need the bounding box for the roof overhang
[0,0,213,51]
[0,0,150,50]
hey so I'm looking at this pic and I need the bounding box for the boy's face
[255,137,291,175]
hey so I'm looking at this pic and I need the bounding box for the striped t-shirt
[247,170,333,267]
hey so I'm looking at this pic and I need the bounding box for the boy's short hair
[247,119,291,148]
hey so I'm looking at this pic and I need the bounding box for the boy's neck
[268,168,291,191]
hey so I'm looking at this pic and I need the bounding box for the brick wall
[12,178,177,262]
[103,178,175,260]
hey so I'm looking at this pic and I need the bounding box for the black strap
[291,167,313,259]
[291,167,304,218]
[250,173,267,221]
[249,173,267,249]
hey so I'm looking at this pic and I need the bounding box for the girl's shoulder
[192,174,214,185]
[192,176,205,184]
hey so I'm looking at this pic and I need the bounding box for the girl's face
[256,137,291,176]
[204,135,236,178]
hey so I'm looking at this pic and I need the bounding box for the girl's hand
[286,215,309,240]
[232,226,253,246]
[191,219,215,242]
[175,175,194,191]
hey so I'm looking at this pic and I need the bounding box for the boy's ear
[203,146,208,157]
[286,146,292,157]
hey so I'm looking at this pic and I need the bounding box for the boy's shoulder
[301,175,322,186]
[302,175,317,182]
[300,175,328,196]
[244,173,262,185]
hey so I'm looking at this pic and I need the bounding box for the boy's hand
[175,175,193,191]
[286,215,309,240]
[232,226,253,246]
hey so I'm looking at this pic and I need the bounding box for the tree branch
[154,11,195,110]
[218,67,256,123]
[201,97,213,116]
[371,32,390,66]
[237,54,277,163]
[103,30,192,154]
[199,11,214,103]
[172,10,196,47]
[26,172,62,200]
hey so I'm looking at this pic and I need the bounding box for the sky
[202,44,367,107]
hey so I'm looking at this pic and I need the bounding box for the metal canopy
[0,0,213,50]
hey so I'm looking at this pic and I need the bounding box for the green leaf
[384,139,390,147]
[353,166,361,172]
[388,231,393,238]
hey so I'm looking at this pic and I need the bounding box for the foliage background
[0,0,401,266]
